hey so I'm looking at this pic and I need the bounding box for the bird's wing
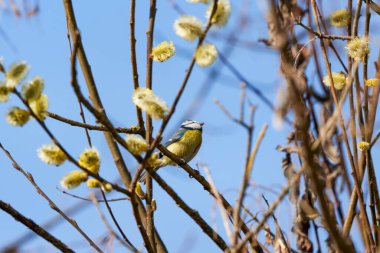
[164,128,187,147]
[157,128,187,159]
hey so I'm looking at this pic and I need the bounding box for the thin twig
[262,194,291,253]
[157,144,263,251]
[294,20,352,41]
[144,0,157,249]
[233,124,268,246]
[202,164,234,244]
[149,0,220,143]
[77,99,93,147]
[0,143,103,253]
[370,131,380,147]
[233,167,304,252]
[214,99,250,129]
[46,112,144,134]
[3,200,89,250]
[12,90,131,197]
[60,188,129,202]
[128,2,226,250]
[311,0,374,248]
[100,189,139,251]
[66,18,93,148]
[62,15,166,251]
[139,163,229,250]
[67,34,144,163]
[129,0,144,130]
[89,192,138,252]
[60,13,168,251]
[0,200,74,253]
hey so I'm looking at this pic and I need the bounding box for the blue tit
[139,120,204,183]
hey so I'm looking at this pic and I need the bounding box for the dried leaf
[299,197,320,219]
[265,229,273,245]
[276,145,299,153]
[319,107,340,163]
[282,153,300,203]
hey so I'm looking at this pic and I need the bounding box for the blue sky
[0,0,379,252]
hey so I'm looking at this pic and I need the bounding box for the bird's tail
[138,170,148,184]
[138,153,164,184]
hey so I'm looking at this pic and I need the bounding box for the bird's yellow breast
[163,129,202,165]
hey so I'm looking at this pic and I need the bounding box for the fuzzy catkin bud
[132,88,168,119]
[365,78,379,87]
[346,37,370,62]
[38,144,67,166]
[206,0,231,27]
[6,107,30,126]
[125,134,149,155]
[29,94,48,120]
[195,44,218,67]
[151,41,176,62]
[5,61,30,88]
[87,178,102,188]
[22,76,44,101]
[174,15,203,42]
[60,170,88,189]
[86,179,112,192]
[0,85,10,103]
[329,9,350,27]
[358,141,370,151]
[102,183,113,192]
[78,148,101,174]
[323,72,346,90]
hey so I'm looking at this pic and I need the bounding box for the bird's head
[181,120,204,130]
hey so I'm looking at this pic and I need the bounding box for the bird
[139,120,204,183]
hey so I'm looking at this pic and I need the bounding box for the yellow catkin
[346,37,370,62]
[195,44,218,67]
[358,141,370,151]
[78,147,101,174]
[151,41,176,62]
[206,0,231,27]
[38,144,67,166]
[329,9,350,27]
[126,134,149,155]
[174,15,203,41]
[323,72,346,90]
[132,88,168,119]
[5,61,30,88]
[60,171,88,189]
[30,94,48,120]
[86,178,102,188]
[0,85,10,103]
[22,76,44,101]
[6,107,30,126]
[102,183,113,192]
[365,78,379,87]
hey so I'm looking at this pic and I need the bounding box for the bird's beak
[200,122,204,126]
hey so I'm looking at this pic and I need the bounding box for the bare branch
[0,143,103,253]
[0,200,74,253]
